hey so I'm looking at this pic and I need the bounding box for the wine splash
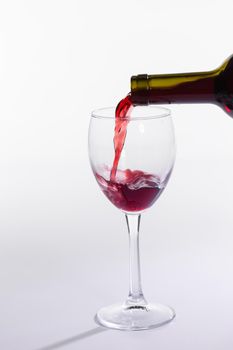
[96,169,164,212]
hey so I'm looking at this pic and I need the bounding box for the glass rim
[91,106,171,120]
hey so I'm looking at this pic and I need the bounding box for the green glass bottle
[130,55,233,116]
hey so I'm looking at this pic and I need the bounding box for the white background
[1,0,233,349]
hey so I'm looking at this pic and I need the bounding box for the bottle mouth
[131,75,149,105]
[91,106,171,120]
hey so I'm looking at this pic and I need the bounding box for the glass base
[95,302,175,331]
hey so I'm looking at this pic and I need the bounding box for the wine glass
[88,105,176,330]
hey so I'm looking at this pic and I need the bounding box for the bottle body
[131,55,233,116]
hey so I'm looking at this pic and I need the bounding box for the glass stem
[125,214,147,306]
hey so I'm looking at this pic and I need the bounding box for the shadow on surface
[35,327,107,350]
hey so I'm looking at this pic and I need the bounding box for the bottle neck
[131,70,218,105]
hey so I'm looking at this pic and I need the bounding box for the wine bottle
[130,55,233,116]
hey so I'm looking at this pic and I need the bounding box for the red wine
[105,94,163,212]
[131,55,233,116]
[108,94,163,212]
[110,94,133,181]
[96,169,164,212]
[108,92,163,212]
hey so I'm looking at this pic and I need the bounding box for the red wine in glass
[96,169,165,212]
[95,93,165,212]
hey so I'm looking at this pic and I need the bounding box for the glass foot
[95,302,175,331]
